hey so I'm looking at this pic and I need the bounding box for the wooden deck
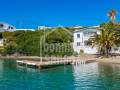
[16,56,96,69]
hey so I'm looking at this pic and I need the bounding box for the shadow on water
[2,59,17,69]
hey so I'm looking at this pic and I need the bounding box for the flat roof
[73,27,100,33]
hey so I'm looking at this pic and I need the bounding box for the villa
[73,26,100,54]
[0,22,16,47]
[0,22,16,32]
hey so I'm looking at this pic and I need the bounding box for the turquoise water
[0,60,120,90]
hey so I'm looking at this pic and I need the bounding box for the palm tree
[90,23,120,56]
[108,9,117,22]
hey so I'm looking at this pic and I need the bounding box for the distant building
[0,22,15,47]
[73,26,83,29]
[16,29,35,31]
[73,26,100,54]
[0,22,16,32]
[38,26,52,30]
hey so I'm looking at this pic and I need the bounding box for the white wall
[73,31,98,54]
[83,46,98,54]
[73,32,84,53]
[0,39,4,47]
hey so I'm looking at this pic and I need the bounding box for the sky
[0,0,120,29]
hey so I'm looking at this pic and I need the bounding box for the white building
[16,29,35,31]
[38,26,52,30]
[0,22,16,32]
[0,22,16,47]
[73,26,100,54]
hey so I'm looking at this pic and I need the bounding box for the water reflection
[73,62,101,90]
[73,62,120,90]
[98,63,120,89]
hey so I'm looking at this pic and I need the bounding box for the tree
[2,27,73,56]
[108,9,117,23]
[45,27,73,43]
[90,22,120,56]
[2,32,17,55]
[15,30,42,56]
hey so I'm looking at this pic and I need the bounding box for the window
[11,27,14,29]
[77,42,81,46]
[0,24,4,28]
[77,34,80,38]
[8,26,11,29]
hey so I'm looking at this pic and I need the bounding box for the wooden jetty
[16,56,96,69]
